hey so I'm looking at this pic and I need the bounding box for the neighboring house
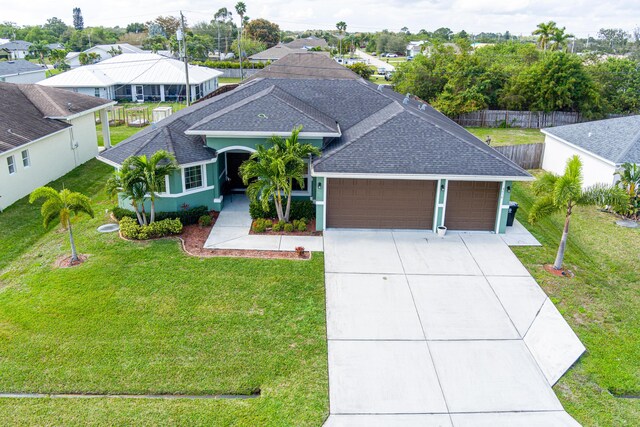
[285,36,328,50]
[98,53,531,233]
[406,40,427,56]
[0,60,47,83]
[422,42,462,56]
[0,82,114,211]
[37,53,223,102]
[47,42,65,51]
[0,40,32,60]
[65,43,145,68]
[249,43,330,64]
[541,115,640,187]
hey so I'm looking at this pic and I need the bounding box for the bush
[198,215,212,227]
[194,60,266,69]
[249,200,315,220]
[297,221,307,232]
[272,221,282,232]
[119,217,183,240]
[348,62,374,79]
[112,206,208,226]
[253,218,269,233]
[284,223,294,232]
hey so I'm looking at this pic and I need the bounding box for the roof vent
[258,113,268,119]
[419,104,427,111]
[377,84,384,91]
[405,92,411,98]
[67,102,73,111]
[403,97,409,105]
[588,132,592,137]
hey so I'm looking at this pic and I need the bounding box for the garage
[445,181,500,231]
[326,178,436,229]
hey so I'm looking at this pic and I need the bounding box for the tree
[597,28,629,53]
[532,21,558,51]
[528,156,628,270]
[153,16,181,38]
[107,46,123,56]
[336,21,347,56]
[245,18,280,48]
[230,37,265,57]
[126,22,146,33]
[49,48,68,68]
[615,163,640,218]
[29,187,94,263]
[78,52,100,65]
[235,2,247,78]
[588,57,640,114]
[549,27,574,51]
[106,168,148,225]
[214,7,232,54]
[433,27,453,41]
[28,40,51,64]
[72,7,84,31]
[347,62,374,79]
[44,17,69,38]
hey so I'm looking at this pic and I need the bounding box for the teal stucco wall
[205,136,322,152]
[314,177,325,231]
[496,180,512,234]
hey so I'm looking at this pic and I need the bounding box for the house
[249,43,330,64]
[47,43,65,51]
[98,53,531,233]
[0,82,114,211]
[0,60,47,83]
[37,53,223,102]
[541,116,640,187]
[0,40,32,60]
[285,36,328,50]
[406,40,427,56]
[65,43,145,68]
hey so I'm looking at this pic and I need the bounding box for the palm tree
[532,21,558,51]
[336,21,347,56]
[214,7,229,57]
[549,27,574,51]
[615,162,640,197]
[528,156,628,270]
[235,2,247,79]
[28,40,50,64]
[29,187,94,263]
[122,150,178,223]
[106,167,148,225]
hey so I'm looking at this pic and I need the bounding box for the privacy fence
[454,110,584,128]
[494,143,545,170]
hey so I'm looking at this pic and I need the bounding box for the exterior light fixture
[506,185,511,193]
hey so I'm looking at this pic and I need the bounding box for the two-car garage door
[325,178,500,231]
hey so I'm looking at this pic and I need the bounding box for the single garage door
[326,178,436,229]
[445,181,500,231]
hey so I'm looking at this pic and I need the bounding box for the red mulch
[543,264,574,278]
[248,219,322,236]
[54,254,88,268]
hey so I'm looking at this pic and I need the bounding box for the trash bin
[506,202,519,227]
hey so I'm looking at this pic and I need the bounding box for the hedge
[194,60,266,69]
[112,206,209,226]
[119,217,183,240]
[249,200,315,220]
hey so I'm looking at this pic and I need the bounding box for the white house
[37,53,223,102]
[406,40,427,56]
[0,82,114,211]
[541,115,640,187]
[0,59,47,83]
[65,43,145,68]
[0,40,32,59]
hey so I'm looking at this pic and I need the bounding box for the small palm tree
[336,21,347,56]
[532,21,558,51]
[616,162,640,197]
[106,167,148,225]
[28,40,50,64]
[529,156,628,270]
[549,27,574,51]
[29,187,94,263]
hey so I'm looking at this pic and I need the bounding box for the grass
[219,77,242,84]
[0,160,329,425]
[511,181,639,425]
[465,127,544,146]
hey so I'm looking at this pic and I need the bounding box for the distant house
[285,36,328,50]
[47,42,65,51]
[0,82,114,211]
[0,59,47,83]
[249,44,330,64]
[38,53,223,102]
[406,40,428,56]
[65,43,145,68]
[541,115,640,187]
[0,40,32,60]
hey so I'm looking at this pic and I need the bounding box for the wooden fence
[455,110,583,128]
[494,143,545,170]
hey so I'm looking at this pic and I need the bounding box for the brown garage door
[445,181,500,231]
[326,178,436,229]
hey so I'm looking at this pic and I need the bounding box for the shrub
[120,217,183,240]
[297,221,307,232]
[198,215,212,227]
[253,218,268,233]
[112,206,208,226]
[194,60,266,69]
[284,223,294,232]
[272,221,282,232]
[249,200,315,220]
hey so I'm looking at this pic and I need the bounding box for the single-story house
[249,43,330,64]
[37,53,223,102]
[98,53,531,233]
[406,41,427,56]
[0,59,47,83]
[541,115,640,187]
[285,36,328,50]
[65,43,145,68]
[0,82,114,211]
[0,40,32,60]
[47,42,65,51]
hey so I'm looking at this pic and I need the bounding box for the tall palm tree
[529,156,628,270]
[336,21,347,56]
[122,150,178,224]
[532,21,558,51]
[214,7,231,56]
[29,187,94,263]
[235,2,247,79]
[550,27,574,51]
[28,40,50,64]
[106,167,148,225]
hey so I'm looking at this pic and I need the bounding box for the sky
[4,0,639,38]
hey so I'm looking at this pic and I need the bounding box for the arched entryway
[218,146,256,193]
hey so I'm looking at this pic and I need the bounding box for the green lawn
[511,181,640,425]
[96,123,144,147]
[0,160,329,425]
[219,77,242,84]
[465,127,544,146]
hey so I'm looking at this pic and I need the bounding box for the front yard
[0,161,328,425]
[512,181,640,425]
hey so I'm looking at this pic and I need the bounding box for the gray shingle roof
[246,52,360,81]
[0,40,32,51]
[543,115,640,164]
[248,44,294,61]
[0,59,44,76]
[285,37,328,49]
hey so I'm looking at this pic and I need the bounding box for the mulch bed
[54,254,88,268]
[543,264,574,278]
[248,219,322,236]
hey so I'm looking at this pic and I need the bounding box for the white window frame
[21,149,30,168]
[183,164,205,192]
[291,159,312,196]
[94,88,100,97]
[7,155,16,175]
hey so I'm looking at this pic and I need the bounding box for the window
[21,150,30,167]
[184,165,203,190]
[292,161,310,192]
[7,155,16,175]
[94,88,100,97]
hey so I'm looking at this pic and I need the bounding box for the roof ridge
[19,85,68,118]
[269,86,338,131]
[615,125,640,163]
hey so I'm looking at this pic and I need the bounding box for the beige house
[0,82,114,211]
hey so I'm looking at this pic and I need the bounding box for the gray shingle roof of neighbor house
[285,36,328,49]
[99,53,530,179]
[248,44,294,61]
[0,82,112,154]
[0,59,44,76]
[0,40,32,51]
[542,115,640,164]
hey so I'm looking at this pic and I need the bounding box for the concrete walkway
[355,49,395,72]
[323,230,584,426]
[203,195,323,252]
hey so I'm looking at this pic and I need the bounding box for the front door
[225,152,252,190]
[135,85,144,102]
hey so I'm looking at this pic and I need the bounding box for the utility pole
[179,11,191,106]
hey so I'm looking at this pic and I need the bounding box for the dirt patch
[249,219,322,236]
[543,264,574,278]
[54,254,88,268]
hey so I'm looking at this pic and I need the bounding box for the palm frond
[29,186,61,204]
[531,171,558,196]
[528,194,560,223]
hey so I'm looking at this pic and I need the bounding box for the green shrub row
[119,217,183,240]
[253,218,308,233]
[194,60,266,69]
[249,200,315,220]
[112,206,209,226]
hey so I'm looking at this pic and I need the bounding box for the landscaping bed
[249,218,321,236]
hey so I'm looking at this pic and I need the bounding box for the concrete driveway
[323,230,585,426]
